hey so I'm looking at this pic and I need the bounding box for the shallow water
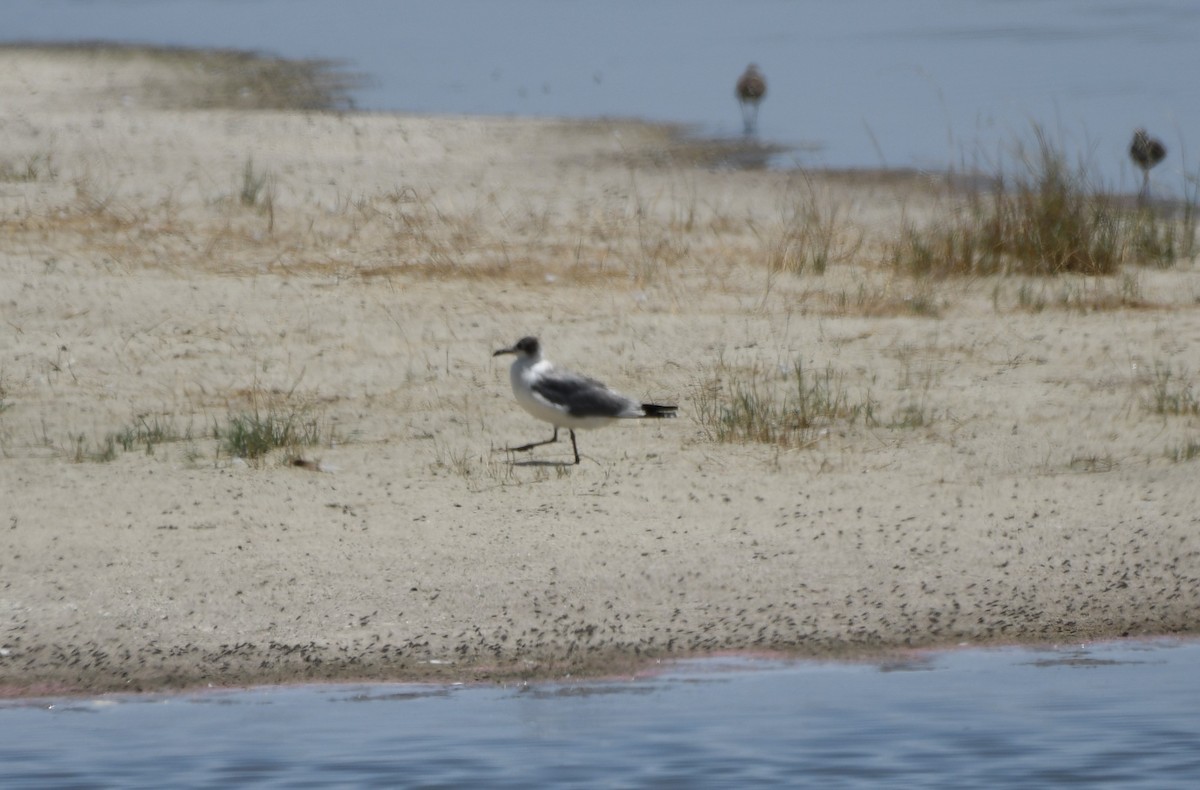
[3,640,1199,788]
[4,0,1198,191]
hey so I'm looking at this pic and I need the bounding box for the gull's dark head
[493,336,541,359]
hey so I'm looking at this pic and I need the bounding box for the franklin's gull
[493,336,677,464]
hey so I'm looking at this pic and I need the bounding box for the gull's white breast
[510,358,622,431]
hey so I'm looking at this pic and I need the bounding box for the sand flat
[1,46,1198,694]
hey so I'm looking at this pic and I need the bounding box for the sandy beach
[2,45,1198,696]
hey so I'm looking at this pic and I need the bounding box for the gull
[736,64,767,135]
[1129,128,1166,204]
[493,336,677,464]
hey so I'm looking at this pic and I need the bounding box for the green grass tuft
[1146,363,1199,416]
[693,359,877,448]
[1167,440,1200,463]
[240,157,272,207]
[110,413,188,454]
[217,404,327,462]
[0,152,57,183]
[72,433,118,463]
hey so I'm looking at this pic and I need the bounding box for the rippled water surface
[4,0,1199,189]
[3,641,1199,788]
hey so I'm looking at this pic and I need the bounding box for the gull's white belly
[512,363,618,431]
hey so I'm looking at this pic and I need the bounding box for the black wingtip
[641,403,678,418]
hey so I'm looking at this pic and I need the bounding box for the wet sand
[1,45,1198,695]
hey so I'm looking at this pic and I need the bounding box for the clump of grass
[825,279,943,318]
[71,433,118,463]
[1132,168,1199,265]
[1166,440,1200,463]
[994,271,1147,313]
[904,277,943,317]
[430,440,532,487]
[890,401,931,429]
[1145,363,1199,416]
[235,156,276,235]
[692,358,877,447]
[891,128,1194,279]
[766,180,860,276]
[1058,272,1146,312]
[110,413,189,455]
[240,157,273,207]
[216,402,329,463]
[64,413,190,463]
[430,440,476,479]
[0,152,56,182]
[1068,454,1117,473]
[1015,281,1046,312]
[1128,204,1196,266]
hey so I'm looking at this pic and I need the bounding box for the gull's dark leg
[568,429,580,465]
[510,427,559,453]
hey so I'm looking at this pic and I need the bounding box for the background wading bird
[736,64,767,136]
[1129,128,1166,203]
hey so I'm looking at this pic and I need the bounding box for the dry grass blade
[764,177,861,278]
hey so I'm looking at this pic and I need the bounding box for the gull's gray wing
[531,368,639,418]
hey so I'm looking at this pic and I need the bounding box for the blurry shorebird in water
[493,336,677,465]
[736,64,766,136]
[1129,128,1166,204]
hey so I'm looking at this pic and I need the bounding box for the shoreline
[2,44,1198,697]
[5,635,1197,703]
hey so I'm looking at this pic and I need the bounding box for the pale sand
[1,46,1198,695]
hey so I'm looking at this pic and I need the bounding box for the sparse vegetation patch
[0,152,56,182]
[1145,363,1200,417]
[890,130,1196,280]
[765,179,861,277]
[693,358,878,448]
[216,397,331,464]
